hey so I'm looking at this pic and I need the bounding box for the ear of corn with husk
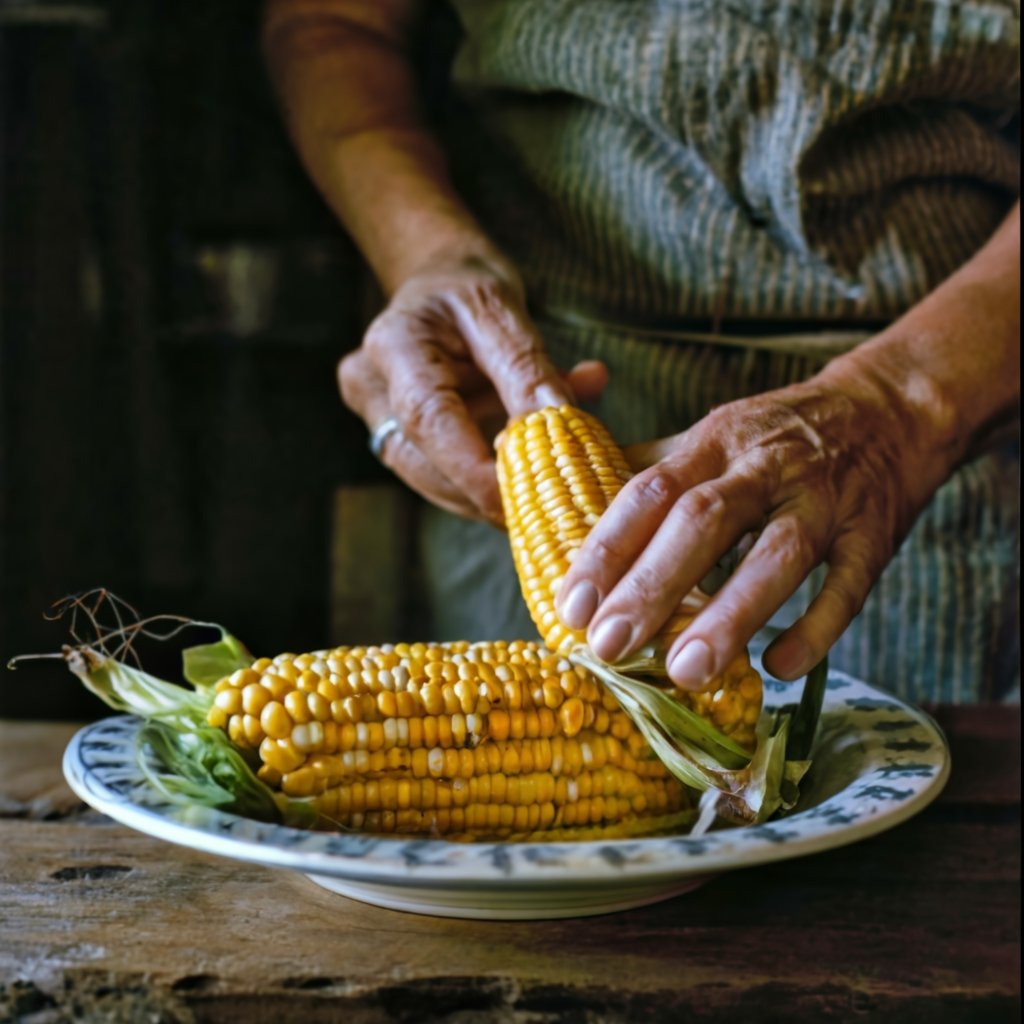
[29,625,706,840]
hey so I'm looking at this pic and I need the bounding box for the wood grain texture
[0,712,1019,1023]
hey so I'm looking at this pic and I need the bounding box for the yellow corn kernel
[259,736,305,774]
[213,687,243,716]
[242,714,262,748]
[559,697,584,737]
[206,706,228,730]
[305,691,331,722]
[283,689,311,724]
[260,673,292,701]
[227,715,246,747]
[242,683,270,717]
[260,701,293,740]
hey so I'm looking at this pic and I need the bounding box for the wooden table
[1,708,1018,1023]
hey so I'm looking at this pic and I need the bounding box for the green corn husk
[784,656,830,762]
[570,647,825,828]
[138,720,316,828]
[62,645,213,731]
[13,628,317,828]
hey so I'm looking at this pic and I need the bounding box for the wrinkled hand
[339,255,607,522]
[555,369,947,685]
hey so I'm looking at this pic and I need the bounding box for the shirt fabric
[446,0,1019,323]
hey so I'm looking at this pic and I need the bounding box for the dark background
[0,0,438,719]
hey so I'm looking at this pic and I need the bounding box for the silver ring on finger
[368,416,402,461]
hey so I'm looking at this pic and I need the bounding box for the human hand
[339,253,607,522]
[554,367,951,685]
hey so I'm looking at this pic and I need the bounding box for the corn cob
[205,639,693,839]
[496,404,762,749]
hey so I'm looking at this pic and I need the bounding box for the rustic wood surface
[0,708,1019,1024]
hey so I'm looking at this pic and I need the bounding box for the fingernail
[768,637,812,680]
[534,383,566,409]
[589,616,634,663]
[558,581,599,629]
[668,639,717,691]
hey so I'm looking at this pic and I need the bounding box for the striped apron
[421,0,1020,702]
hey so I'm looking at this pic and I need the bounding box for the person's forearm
[264,0,503,293]
[819,203,1020,501]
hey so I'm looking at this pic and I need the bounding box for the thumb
[564,360,609,404]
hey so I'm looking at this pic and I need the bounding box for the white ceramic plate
[63,670,949,920]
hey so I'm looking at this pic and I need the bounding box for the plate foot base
[304,872,715,920]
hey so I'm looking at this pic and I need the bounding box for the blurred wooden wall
[0,1,428,719]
